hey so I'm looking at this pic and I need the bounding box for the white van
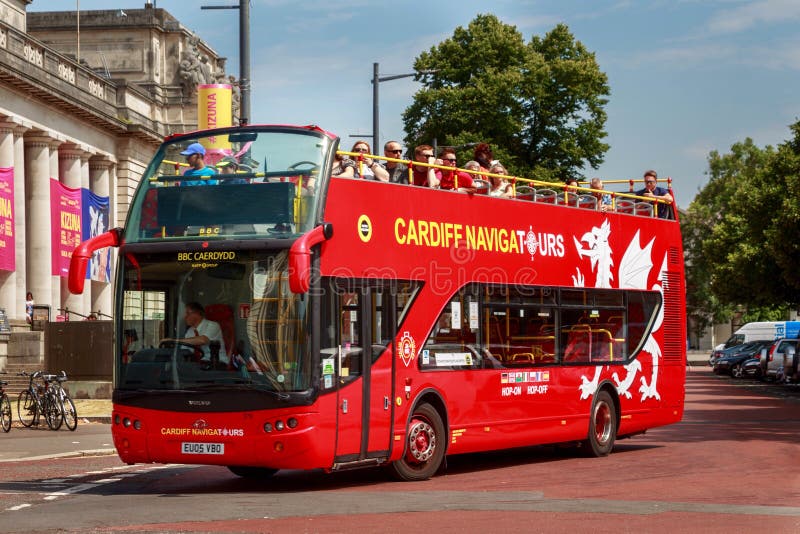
[715,321,800,351]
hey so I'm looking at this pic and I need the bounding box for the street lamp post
[201,0,251,125]
[371,62,426,154]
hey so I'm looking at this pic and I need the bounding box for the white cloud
[707,0,800,34]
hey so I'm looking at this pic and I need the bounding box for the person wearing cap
[217,156,248,184]
[180,142,216,183]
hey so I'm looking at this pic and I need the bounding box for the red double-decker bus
[70,124,685,481]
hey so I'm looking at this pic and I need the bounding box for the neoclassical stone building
[0,0,230,364]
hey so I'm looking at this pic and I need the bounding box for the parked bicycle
[17,371,63,430]
[0,378,11,432]
[51,371,78,431]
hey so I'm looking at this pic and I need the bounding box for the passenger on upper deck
[473,143,494,173]
[635,170,674,219]
[488,163,514,198]
[590,177,612,212]
[464,160,481,174]
[180,143,216,184]
[331,151,356,178]
[411,145,441,188]
[438,148,475,192]
[380,140,408,184]
[351,141,389,182]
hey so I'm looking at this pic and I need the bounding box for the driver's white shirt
[185,318,228,363]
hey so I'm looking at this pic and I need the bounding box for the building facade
[0,0,230,367]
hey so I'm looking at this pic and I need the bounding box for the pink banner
[50,179,82,277]
[0,168,14,272]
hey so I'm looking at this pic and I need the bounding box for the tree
[402,15,609,181]
[683,121,800,331]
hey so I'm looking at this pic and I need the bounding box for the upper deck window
[124,127,331,243]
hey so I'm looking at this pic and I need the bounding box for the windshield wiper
[191,382,292,400]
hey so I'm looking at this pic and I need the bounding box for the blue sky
[31,0,800,207]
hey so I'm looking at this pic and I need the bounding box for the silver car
[758,338,799,381]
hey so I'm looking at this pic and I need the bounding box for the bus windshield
[123,127,330,243]
[118,249,311,393]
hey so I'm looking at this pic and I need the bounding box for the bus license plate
[181,442,224,455]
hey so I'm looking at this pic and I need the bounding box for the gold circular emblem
[357,214,372,242]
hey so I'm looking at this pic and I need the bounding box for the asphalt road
[0,367,799,533]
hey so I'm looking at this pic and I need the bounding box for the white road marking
[7,504,32,511]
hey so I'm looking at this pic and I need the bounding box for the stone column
[58,145,87,318]
[24,134,54,318]
[48,139,63,316]
[89,157,114,319]
[0,123,15,319]
[12,125,28,320]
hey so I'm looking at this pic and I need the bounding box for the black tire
[391,403,446,481]
[0,394,11,432]
[62,396,78,431]
[731,364,744,378]
[585,390,617,457]
[44,392,63,431]
[227,466,278,479]
[17,390,37,428]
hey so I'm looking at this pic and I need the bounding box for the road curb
[0,448,117,463]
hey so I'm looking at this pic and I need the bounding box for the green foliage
[684,124,800,329]
[402,15,609,182]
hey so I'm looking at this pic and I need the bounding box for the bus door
[327,280,397,464]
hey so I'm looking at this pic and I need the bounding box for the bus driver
[162,302,227,366]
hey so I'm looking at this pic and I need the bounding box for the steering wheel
[288,161,320,173]
[159,340,202,362]
[159,340,196,350]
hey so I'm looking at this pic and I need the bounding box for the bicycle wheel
[62,395,78,431]
[0,394,11,432]
[17,390,37,427]
[44,392,63,431]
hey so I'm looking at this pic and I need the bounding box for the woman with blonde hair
[488,163,513,198]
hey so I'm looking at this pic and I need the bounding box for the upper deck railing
[338,151,676,220]
[156,147,675,221]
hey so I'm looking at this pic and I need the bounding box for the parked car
[742,357,762,378]
[712,321,800,351]
[713,340,774,378]
[758,338,800,381]
[709,340,759,367]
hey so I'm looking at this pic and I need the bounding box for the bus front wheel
[391,403,445,481]
[585,390,617,457]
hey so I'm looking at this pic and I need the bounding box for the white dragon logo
[573,223,665,402]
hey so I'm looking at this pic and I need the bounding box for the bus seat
[140,188,158,233]
[563,326,591,362]
[616,199,635,214]
[204,304,235,356]
[578,194,597,210]
[535,188,557,203]
[634,202,654,217]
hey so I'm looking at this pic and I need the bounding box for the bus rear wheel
[585,390,617,457]
[391,403,445,481]
[227,466,278,479]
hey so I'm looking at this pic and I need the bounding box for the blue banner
[81,189,110,282]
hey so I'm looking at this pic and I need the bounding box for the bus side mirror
[288,223,333,294]
[68,228,122,295]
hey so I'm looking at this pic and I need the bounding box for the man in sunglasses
[411,144,441,188]
[438,148,476,192]
[380,140,408,184]
[634,170,674,219]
